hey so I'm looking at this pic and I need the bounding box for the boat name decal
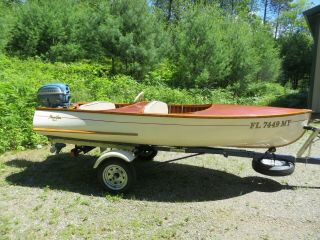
[49,115,62,121]
[250,120,291,129]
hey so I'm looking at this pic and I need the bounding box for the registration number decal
[250,120,291,129]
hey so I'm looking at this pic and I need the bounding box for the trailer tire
[97,158,136,193]
[135,146,158,161]
[252,158,295,176]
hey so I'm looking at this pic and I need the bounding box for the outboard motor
[37,83,71,108]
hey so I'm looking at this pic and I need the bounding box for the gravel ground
[0,135,320,239]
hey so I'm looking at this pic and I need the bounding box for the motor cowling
[37,83,71,108]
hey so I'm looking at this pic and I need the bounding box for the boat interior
[77,101,210,114]
[73,101,310,117]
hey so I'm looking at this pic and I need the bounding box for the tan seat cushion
[143,101,168,114]
[79,101,116,110]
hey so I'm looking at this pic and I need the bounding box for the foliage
[278,32,312,89]
[223,17,259,91]
[170,6,232,88]
[5,0,168,79]
[100,0,167,79]
[6,0,84,60]
[269,90,308,108]
[2,0,313,90]
[152,0,192,22]
[144,59,176,86]
[276,0,313,89]
[0,1,14,53]
[0,0,315,153]
[251,22,281,83]
[170,5,280,91]
[276,0,312,35]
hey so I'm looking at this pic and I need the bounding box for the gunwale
[36,103,312,119]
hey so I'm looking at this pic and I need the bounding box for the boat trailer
[49,126,320,193]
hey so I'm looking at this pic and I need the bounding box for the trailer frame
[48,125,320,193]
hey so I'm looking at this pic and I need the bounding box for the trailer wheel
[252,158,295,176]
[135,146,158,161]
[97,158,136,193]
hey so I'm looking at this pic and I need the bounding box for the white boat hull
[33,109,310,148]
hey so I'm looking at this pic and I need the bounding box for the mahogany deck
[109,102,311,117]
[189,104,311,117]
[39,102,311,118]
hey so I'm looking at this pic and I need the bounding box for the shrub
[144,59,175,86]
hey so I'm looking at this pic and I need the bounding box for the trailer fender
[93,149,135,169]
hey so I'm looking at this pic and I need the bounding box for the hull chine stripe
[33,128,138,136]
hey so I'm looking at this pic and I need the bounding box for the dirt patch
[0,138,319,239]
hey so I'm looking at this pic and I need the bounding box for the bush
[144,59,175,86]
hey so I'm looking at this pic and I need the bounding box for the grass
[105,193,123,203]
[0,142,319,239]
[0,216,12,239]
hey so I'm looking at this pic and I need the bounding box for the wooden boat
[33,101,311,148]
[33,94,320,193]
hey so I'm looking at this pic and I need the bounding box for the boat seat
[143,101,168,114]
[79,101,116,111]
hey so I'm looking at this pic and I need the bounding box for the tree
[0,1,14,54]
[219,0,251,15]
[276,0,312,35]
[278,32,312,89]
[152,0,191,23]
[270,0,292,38]
[223,18,260,90]
[96,0,167,79]
[262,0,269,24]
[275,0,313,88]
[251,21,281,82]
[6,0,84,61]
[170,5,232,88]
[170,4,281,89]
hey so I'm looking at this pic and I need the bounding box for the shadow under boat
[5,153,318,202]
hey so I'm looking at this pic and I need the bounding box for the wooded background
[0,0,316,152]
[0,0,314,89]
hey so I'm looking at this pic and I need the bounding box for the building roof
[304,5,320,38]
